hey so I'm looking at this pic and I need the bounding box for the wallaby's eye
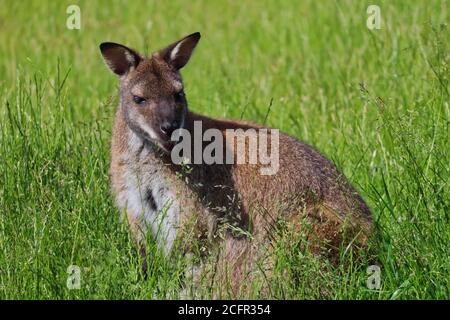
[133,95,146,105]
[174,91,185,103]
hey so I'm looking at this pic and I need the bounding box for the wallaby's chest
[113,131,181,253]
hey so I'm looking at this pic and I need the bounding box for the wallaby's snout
[100,32,200,152]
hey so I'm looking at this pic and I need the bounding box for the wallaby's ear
[99,42,141,76]
[158,32,201,70]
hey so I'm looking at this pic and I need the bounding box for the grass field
[0,0,448,299]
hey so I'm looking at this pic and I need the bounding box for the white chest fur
[116,130,180,254]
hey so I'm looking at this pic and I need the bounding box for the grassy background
[0,0,448,299]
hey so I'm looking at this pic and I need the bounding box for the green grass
[0,0,448,299]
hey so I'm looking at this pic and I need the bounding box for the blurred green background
[0,0,448,299]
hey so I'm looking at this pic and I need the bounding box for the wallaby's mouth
[136,124,176,154]
[145,136,174,154]
[159,140,175,153]
[157,122,185,154]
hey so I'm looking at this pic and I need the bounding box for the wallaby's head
[100,32,201,152]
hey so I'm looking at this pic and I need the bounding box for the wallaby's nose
[160,120,179,137]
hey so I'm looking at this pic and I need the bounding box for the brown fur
[101,33,373,297]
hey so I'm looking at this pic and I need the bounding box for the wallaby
[100,32,373,297]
